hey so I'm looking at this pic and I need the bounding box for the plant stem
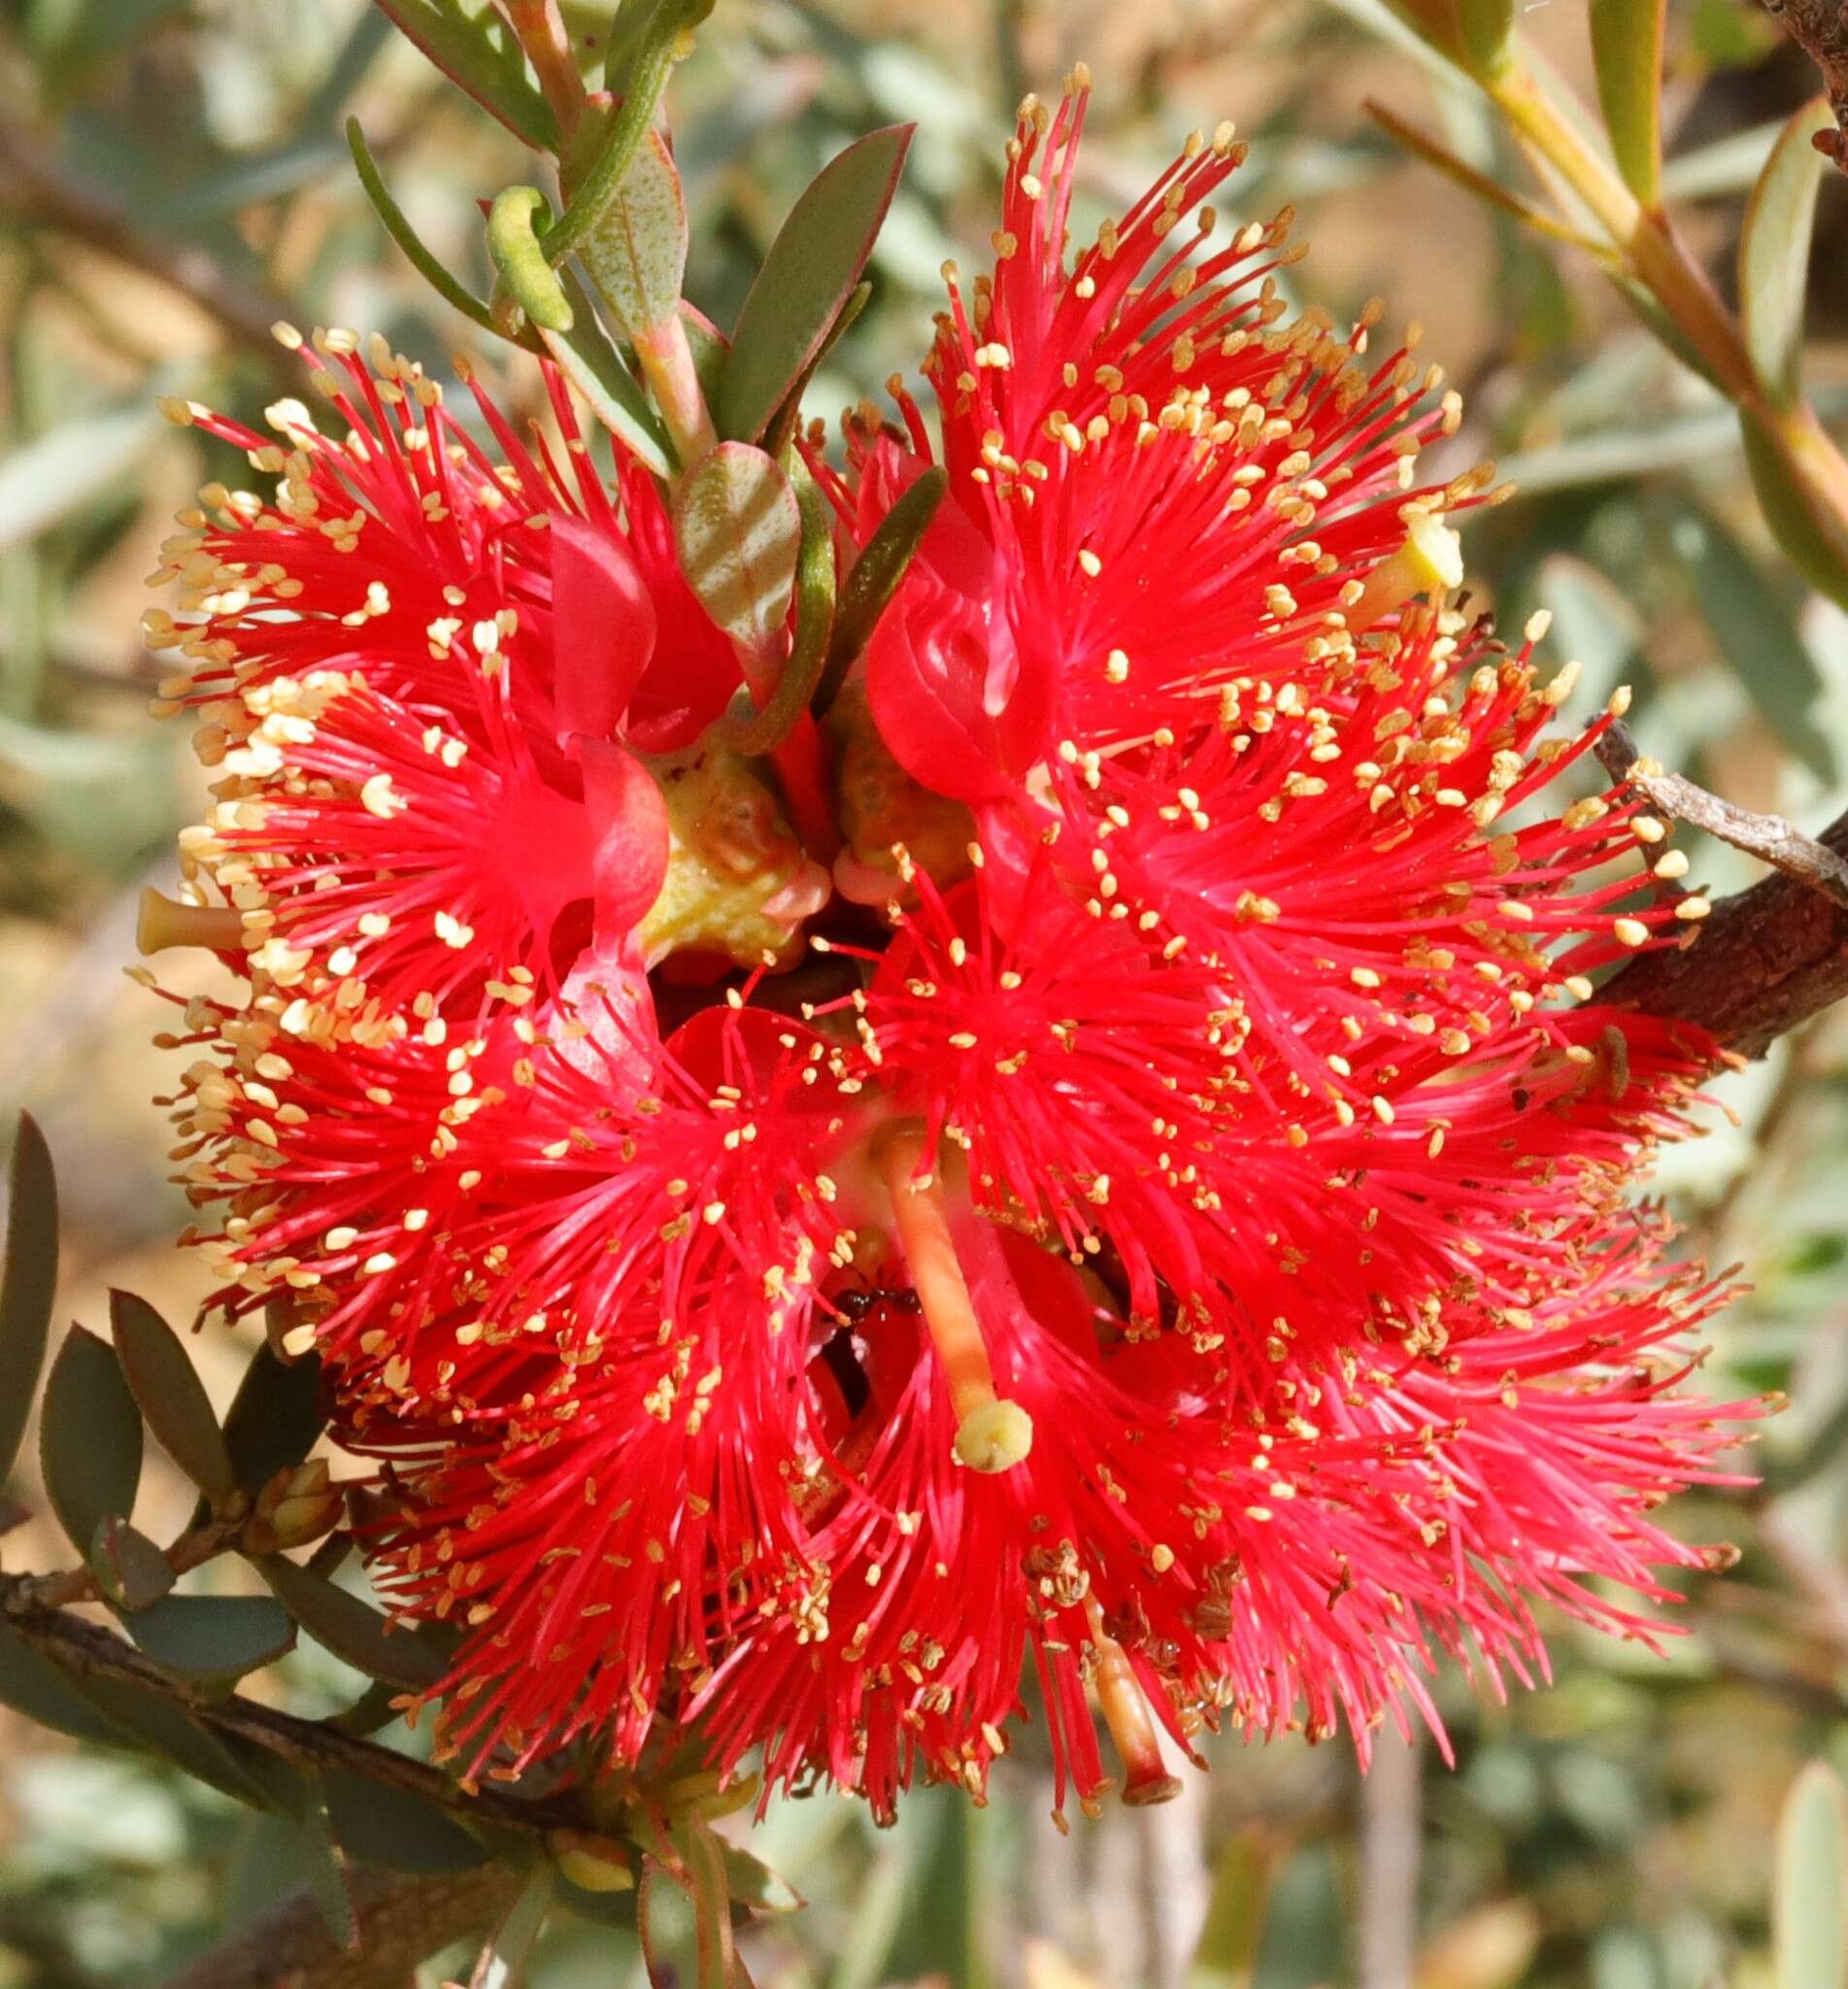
[498,0,584,139]
[1486,59,1848,527]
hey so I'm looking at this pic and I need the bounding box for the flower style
[144,75,1749,1827]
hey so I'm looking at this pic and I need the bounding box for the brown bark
[1604,802,1848,1057]
[1764,1,1848,169]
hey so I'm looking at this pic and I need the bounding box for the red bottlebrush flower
[144,81,1753,1830]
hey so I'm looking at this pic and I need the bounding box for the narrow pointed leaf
[1775,1763,1848,1989]
[687,1823,739,1988]
[347,118,500,336]
[470,1864,555,1989]
[1672,501,1834,782]
[0,1112,57,1486]
[1741,98,1830,410]
[1590,0,1666,205]
[370,0,557,152]
[300,1786,360,1949]
[728,453,835,757]
[717,125,913,444]
[260,1555,450,1692]
[322,1768,487,1874]
[1741,412,1848,610]
[40,1324,143,1554]
[674,442,802,658]
[111,1289,236,1502]
[126,1592,296,1685]
[579,125,688,339]
[817,466,948,712]
[91,1514,176,1611]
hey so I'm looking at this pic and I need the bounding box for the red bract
[145,82,1753,1827]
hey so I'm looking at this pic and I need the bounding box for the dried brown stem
[1764,0,1848,169]
[1595,722,1848,909]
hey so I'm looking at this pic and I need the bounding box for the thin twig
[1596,721,1848,911]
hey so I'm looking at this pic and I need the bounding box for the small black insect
[830,1280,923,1327]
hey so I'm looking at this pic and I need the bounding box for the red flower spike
[140,97,1759,1830]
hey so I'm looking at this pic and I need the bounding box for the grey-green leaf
[369,0,557,152]
[673,443,802,660]
[41,1324,143,1554]
[322,1769,487,1874]
[470,1864,555,1989]
[299,1787,360,1949]
[90,1514,176,1611]
[579,126,688,340]
[222,1326,325,1499]
[1742,410,1848,610]
[717,125,913,444]
[1775,1762,1848,1989]
[127,1593,296,1685]
[112,1289,237,1502]
[1590,0,1666,206]
[542,271,676,478]
[1740,97,1830,411]
[1672,502,1835,783]
[260,1555,450,1694]
[0,404,161,553]
[1,1112,57,1487]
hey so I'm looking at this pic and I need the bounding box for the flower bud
[251,1458,341,1551]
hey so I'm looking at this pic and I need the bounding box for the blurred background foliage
[4,2,1848,1985]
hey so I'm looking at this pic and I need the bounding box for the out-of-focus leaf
[1590,0,1665,206]
[1671,503,1835,782]
[579,127,689,339]
[0,404,160,552]
[111,1289,237,1503]
[1775,1763,1848,1989]
[370,0,557,152]
[71,1669,303,1810]
[1537,555,1644,712]
[1454,0,1514,75]
[221,1329,325,1499]
[1612,274,1726,390]
[470,1864,555,1989]
[126,1592,296,1685]
[0,1620,124,1745]
[1741,412,1848,611]
[674,442,801,658]
[299,1785,360,1948]
[260,1555,450,1693]
[1661,117,1783,201]
[321,1768,487,1874]
[1741,98,1831,411]
[90,1515,176,1611]
[1363,99,1601,249]
[225,1810,319,1932]
[720,1841,801,1914]
[40,1324,143,1555]
[1191,1827,1277,1986]
[717,125,913,444]
[0,1113,57,1487]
